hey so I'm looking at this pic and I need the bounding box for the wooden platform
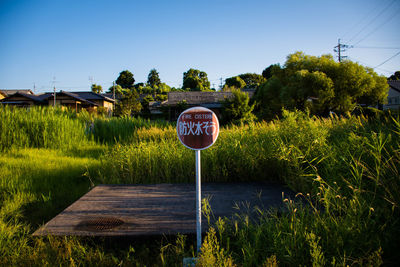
[33,183,292,237]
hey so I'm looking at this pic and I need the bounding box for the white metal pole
[195,149,201,253]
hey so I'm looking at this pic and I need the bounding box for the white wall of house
[384,87,400,110]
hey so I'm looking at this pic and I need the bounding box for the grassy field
[0,106,399,266]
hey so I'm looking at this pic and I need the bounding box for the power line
[347,0,396,43]
[352,45,400,49]
[341,1,385,40]
[347,56,394,75]
[353,6,400,45]
[374,50,400,68]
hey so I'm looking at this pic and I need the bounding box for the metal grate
[76,217,124,231]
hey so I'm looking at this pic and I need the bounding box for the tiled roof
[60,91,98,106]
[0,92,45,103]
[73,92,115,102]
[388,80,400,93]
[0,89,34,96]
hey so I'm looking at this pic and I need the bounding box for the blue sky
[0,0,399,93]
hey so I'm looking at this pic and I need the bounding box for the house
[384,80,400,111]
[0,89,34,97]
[39,91,115,113]
[161,90,255,120]
[0,92,46,107]
[0,89,34,99]
[40,91,99,112]
[72,92,114,113]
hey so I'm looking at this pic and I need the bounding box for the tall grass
[1,107,399,265]
[0,106,89,151]
[91,116,171,144]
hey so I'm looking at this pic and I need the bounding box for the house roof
[388,80,400,93]
[72,92,115,102]
[60,91,98,106]
[0,89,34,96]
[39,91,99,106]
[0,92,45,103]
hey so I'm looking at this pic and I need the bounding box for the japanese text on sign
[178,121,217,136]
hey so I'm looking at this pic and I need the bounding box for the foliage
[147,68,161,87]
[113,89,142,117]
[141,94,154,114]
[262,64,281,79]
[106,83,122,94]
[116,70,135,89]
[238,73,266,89]
[1,108,400,265]
[388,71,400,81]
[256,52,389,118]
[223,76,246,90]
[90,83,103,94]
[155,94,168,101]
[183,68,210,91]
[0,106,89,151]
[254,76,284,120]
[222,89,255,124]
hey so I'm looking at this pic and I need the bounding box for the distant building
[384,81,400,110]
[0,89,34,99]
[161,90,255,120]
[0,90,114,113]
[0,92,46,107]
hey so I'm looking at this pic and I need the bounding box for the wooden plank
[33,183,292,237]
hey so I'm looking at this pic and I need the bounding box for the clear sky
[0,0,399,93]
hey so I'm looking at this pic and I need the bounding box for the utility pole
[334,39,352,62]
[53,86,56,106]
[52,76,57,107]
[219,77,223,91]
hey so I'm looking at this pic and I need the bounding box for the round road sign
[176,107,219,150]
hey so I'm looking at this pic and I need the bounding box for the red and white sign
[177,107,219,150]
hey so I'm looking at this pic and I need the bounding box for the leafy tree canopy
[255,51,388,118]
[224,76,246,90]
[107,84,123,94]
[116,70,135,89]
[91,84,103,94]
[183,68,210,91]
[237,73,266,89]
[262,64,281,79]
[114,89,142,117]
[147,69,161,88]
[222,89,255,124]
[388,71,400,81]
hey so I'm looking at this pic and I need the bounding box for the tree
[237,73,266,88]
[222,89,255,124]
[107,84,123,94]
[116,70,135,89]
[114,89,142,117]
[262,64,281,79]
[254,76,284,120]
[280,70,334,114]
[255,52,389,118]
[147,69,161,87]
[141,95,154,114]
[388,71,400,81]
[224,76,246,90]
[91,84,103,94]
[183,68,210,91]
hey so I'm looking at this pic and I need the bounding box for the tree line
[90,51,393,121]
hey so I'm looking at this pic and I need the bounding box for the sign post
[177,107,220,254]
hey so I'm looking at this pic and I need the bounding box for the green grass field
[0,106,399,266]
